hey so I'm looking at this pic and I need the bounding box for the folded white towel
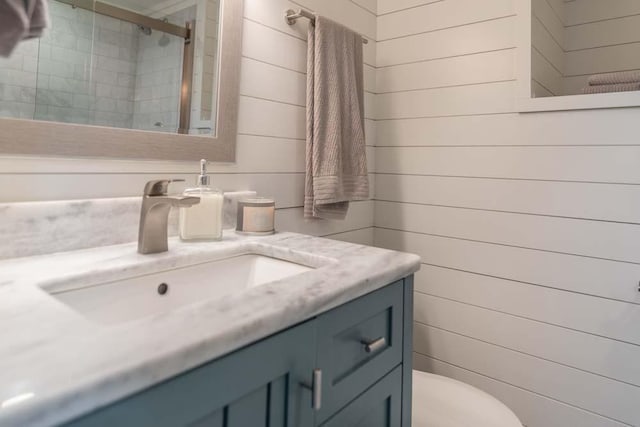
[0,0,49,57]
[582,83,640,94]
[304,16,369,220]
[588,71,640,86]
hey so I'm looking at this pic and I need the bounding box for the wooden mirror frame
[0,0,243,162]
[516,0,640,113]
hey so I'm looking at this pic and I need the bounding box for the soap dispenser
[179,159,223,241]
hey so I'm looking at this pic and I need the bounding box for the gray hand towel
[304,15,369,220]
[582,83,640,94]
[588,71,640,86]
[0,0,49,57]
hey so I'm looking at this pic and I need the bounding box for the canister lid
[239,198,275,206]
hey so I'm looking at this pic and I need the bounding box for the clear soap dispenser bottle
[179,159,223,241]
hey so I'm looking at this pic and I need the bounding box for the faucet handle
[143,179,185,197]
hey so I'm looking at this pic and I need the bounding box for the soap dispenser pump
[179,159,223,241]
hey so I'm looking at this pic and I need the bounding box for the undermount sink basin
[48,254,314,325]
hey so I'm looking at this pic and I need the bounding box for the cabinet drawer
[316,281,404,422]
[319,365,402,427]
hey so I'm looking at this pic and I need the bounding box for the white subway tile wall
[0,38,39,119]
[131,6,196,132]
[35,3,137,128]
[195,0,221,132]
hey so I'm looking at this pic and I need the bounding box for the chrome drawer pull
[362,337,386,353]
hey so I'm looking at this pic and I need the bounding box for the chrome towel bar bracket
[284,9,369,44]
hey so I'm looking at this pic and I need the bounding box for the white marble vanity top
[0,231,420,427]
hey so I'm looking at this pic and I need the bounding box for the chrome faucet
[138,179,200,254]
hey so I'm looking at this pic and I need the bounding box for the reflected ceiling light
[1,392,35,409]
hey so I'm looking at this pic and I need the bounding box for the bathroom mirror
[517,0,640,112]
[0,0,243,162]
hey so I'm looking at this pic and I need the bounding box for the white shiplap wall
[530,0,640,96]
[0,0,377,245]
[375,0,640,426]
[531,0,564,96]
[564,0,640,95]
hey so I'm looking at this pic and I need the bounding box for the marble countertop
[0,232,420,427]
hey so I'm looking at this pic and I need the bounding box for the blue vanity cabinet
[65,321,318,427]
[63,276,414,427]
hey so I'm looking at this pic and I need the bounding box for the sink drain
[157,283,169,295]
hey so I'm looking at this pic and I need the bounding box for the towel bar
[285,9,369,44]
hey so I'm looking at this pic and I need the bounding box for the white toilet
[412,371,522,427]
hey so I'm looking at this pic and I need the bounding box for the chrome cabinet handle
[362,337,386,354]
[302,369,322,411]
[312,369,322,411]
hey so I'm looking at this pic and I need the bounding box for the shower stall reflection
[0,0,221,135]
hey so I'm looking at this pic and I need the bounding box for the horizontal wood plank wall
[0,0,377,246]
[531,0,564,96]
[375,0,640,425]
[564,0,640,94]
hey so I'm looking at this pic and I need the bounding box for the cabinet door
[319,366,402,427]
[65,321,317,427]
